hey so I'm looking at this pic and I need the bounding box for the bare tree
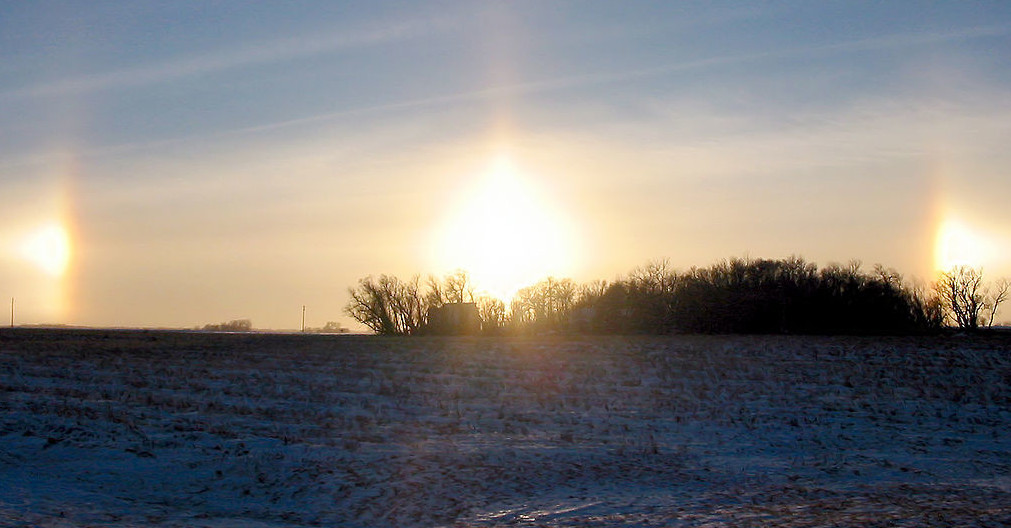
[935,266,987,330]
[346,276,395,335]
[443,269,475,304]
[203,319,253,332]
[579,279,609,303]
[344,274,424,335]
[511,277,578,330]
[424,275,446,310]
[629,258,675,294]
[908,280,945,330]
[986,278,1009,328]
[477,295,507,332]
[425,269,475,308]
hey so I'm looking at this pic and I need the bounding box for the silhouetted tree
[203,319,253,332]
[986,278,1009,328]
[477,296,507,334]
[344,274,424,335]
[908,281,945,330]
[579,279,609,303]
[570,280,617,333]
[346,256,945,336]
[321,321,346,333]
[629,258,676,294]
[935,267,1009,330]
[511,277,578,332]
[936,266,987,330]
[425,269,475,308]
[616,256,934,335]
[626,258,679,332]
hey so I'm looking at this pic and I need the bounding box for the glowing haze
[2,2,1011,328]
[431,155,580,302]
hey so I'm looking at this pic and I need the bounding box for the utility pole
[10,297,13,328]
[301,305,306,333]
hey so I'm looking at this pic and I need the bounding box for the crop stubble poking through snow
[1,330,1010,527]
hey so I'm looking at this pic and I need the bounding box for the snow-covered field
[2,329,1010,527]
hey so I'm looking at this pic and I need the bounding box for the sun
[432,157,575,302]
[20,223,71,277]
[934,217,988,272]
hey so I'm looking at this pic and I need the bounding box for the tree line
[201,319,253,332]
[344,257,1008,336]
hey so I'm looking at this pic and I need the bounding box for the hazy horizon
[2,2,1010,329]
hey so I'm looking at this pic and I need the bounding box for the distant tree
[986,278,1009,328]
[344,274,424,335]
[203,319,253,332]
[627,259,678,333]
[477,296,507,334]
[443,269,475,304]
[935,266,989,330]
[906,280,945,331]
[511,277,578,332]
[575,279,605,303]
[321,321,346,333]
[425,269,475,308]
[344,255,946,336]
[628,258,675,295]
[633,255,933,335]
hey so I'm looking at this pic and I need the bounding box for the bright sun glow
[433,157,575,302]
[20,223,71,277]
[934,217,989,272]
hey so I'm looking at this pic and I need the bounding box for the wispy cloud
[3,15,455,100]
[201,24,1011,131]
[4,22,1006,171]
[558,24,1011,89]
[813,24,1010,54]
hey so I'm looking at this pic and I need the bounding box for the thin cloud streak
[572,24,1011,88]
[816,24,1010,54]
[1,16,457,101]
[154,23,1011,134]
[3,23,1006,170]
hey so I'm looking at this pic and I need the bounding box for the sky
[2,1,1011,329]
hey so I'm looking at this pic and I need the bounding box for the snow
[1,330,1010,526]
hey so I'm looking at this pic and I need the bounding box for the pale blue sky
[2,1,1010,328]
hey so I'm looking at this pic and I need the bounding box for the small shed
[426,302,482,335]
